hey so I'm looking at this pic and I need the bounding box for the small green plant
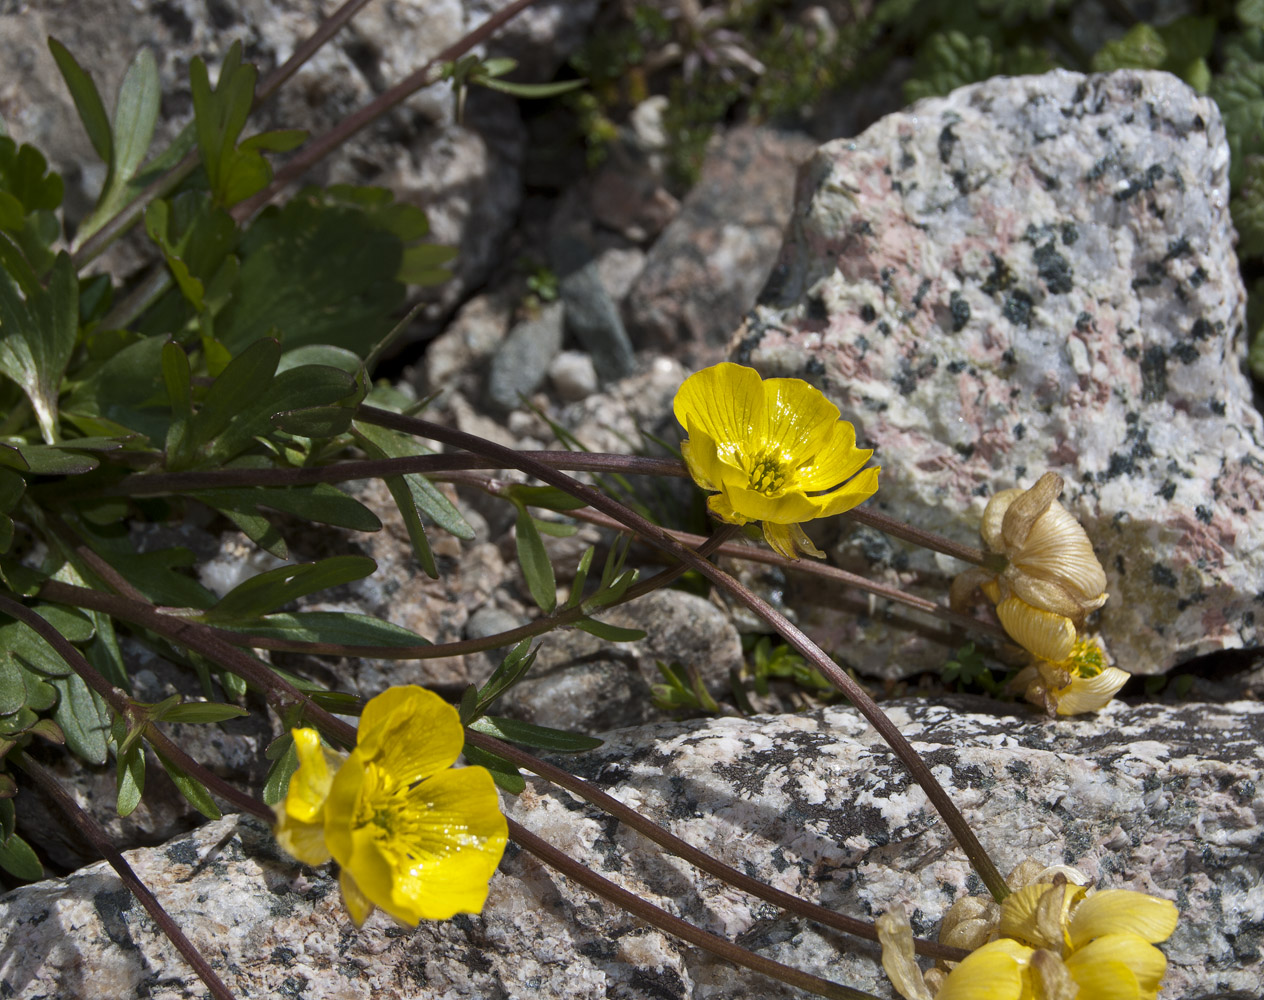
[651,661,721,713]
[740,634,840,703]
[941,642,1004,694]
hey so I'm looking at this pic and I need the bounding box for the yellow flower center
[748,451,789,495]
[1064,639,1104,678]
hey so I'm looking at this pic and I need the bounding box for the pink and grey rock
[741,69,1260,675]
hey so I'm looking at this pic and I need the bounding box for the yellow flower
[672,362,880,560]
[951,472,1107,660]
[880,866,1178,1000]
[274,686,508,926]
[1012,637,1131,716]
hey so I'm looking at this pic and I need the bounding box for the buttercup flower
[880,862,1178,1000]
[1012,636,1131,716]
[275,685,508,926]
[951,472,1108,661]
[672,362,880,559]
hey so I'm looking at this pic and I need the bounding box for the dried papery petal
[877,907,935,1000]
[940,895,1000,954]
[997,597,1077,661]
[1031,948,1079,1000]
[1052,666,1131,715]
[950,566,995,611]
[1005,571,1088,621]
[1014,502,1108,602]
[1000,472,1062,549]
[981,488,1021,552]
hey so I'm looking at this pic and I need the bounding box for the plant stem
[0,592,273,822]
[95,443,993,570]
[14,751,241,1000]
[357,406,1009,902]
[467,729,966,962]
[563,506,1012,644]
[72,0,380,269]
[506,818,881,1000]
[231,0,543,223]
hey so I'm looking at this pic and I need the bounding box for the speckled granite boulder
[740,70,1261,677]
[3,698,1259,998]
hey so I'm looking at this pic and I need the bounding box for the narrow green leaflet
[48,38,112,163]
[574,617,646,642]
[199,555,378,624]
[461,743,526,795]
[0,245,78,442]
[514,507,556,612]
[352,421,473,538]
[472,640,538,718]
[153,746,221,820]
[116,741,145,816]
[215,611,429,649]
[52,673,111,765]
[75,46,161,245]
[193,484,382,533]
[0,137,63,274]
[0,831,42,880]
[468,716,602,752]
[189,43,268,206]
[158,701,249,724]
[506,484,589,512]
[263,732,299,806]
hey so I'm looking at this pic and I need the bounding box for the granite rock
[561,260,638,382]
[625,126,818,363]
[3,699,1259,998]
[1,0,597,327]
[742,69,1262,677]
[487,301,566,412]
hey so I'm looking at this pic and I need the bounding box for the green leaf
[217,505,288,559]
[460,743,525,794]
[0,137,63,274]
[352,421,473,538]
[189,42,265,206]
[0,655,24,715]
[474,640,538,716]
[75,47,161,245]
[48,38,113,163]
[505,484,589,512]
[1091,23,1167,72]
[469,716,602,752]
[0,798,13,839]
[514,506,556,612]
[161,339,193,460]
[397,243,458,286]
[904,32,1000,103]
[152,746,221,819]
[1157,17,1215,68]
[52,673,111,765]
[0,619,75,678]
[0,443,97,475]
[216,189,417,355]
[0,245,79,442]
[200,555,378,624]
[262,732,299,805]
[193,484,382,533]
[239,129,307,154]
[1233,156,1264,258]
[564,547,596,609]
[0,831,43,880]
[65,334,169,445]
[215,611,429,648]
[1212,32,1264,186]
[158,701,249,724]
[116,741,145,816]
[474,77,587,99]
[190,337,281,452]
[22,604,95,643]
[574,617,646,642]
[1242,0,1264,28]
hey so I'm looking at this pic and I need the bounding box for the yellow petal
[935,939,1033,1000]
[723,482,824,524]
[762,521,824,560]
[1069,891,1179,948]
[673,363,766,458]
[809,465,881,517]
[379,767,508,923]
[1066,935,1167,999]
[356,686,463,785]
[762,375,845,465]
[876,907,935,1000]
[323,749,371,869]
[339,867,376,927]
[999,883,1082,951]
[996,597,1076,661]
[706,491,750,526]
[275,812,332,866]
[680,429,721,492]
[1053,667,1130,715]
[283,728,339,824]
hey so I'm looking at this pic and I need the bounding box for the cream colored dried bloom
[952,472,1107,661]
[1012,637,1131,716]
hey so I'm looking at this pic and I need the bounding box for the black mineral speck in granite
[860,302,877,322]
[1014,422,1026,440]
[1114,163,1166,201]
[1210,400,1226,415]
[1060,221,1079,245]
[165,839,199,866]
[806,294,828,321]
[1157,481,1177,500]
[1196,505,1214,524]
[1034,241,1073,294]
[1172,341,1199,363]
[1140,345,1168,401]
[949,290,970,331]
[804,355,825,376]
[1003,290,1033,326]
[1152,563,1179,588]
[938,122,958,164]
